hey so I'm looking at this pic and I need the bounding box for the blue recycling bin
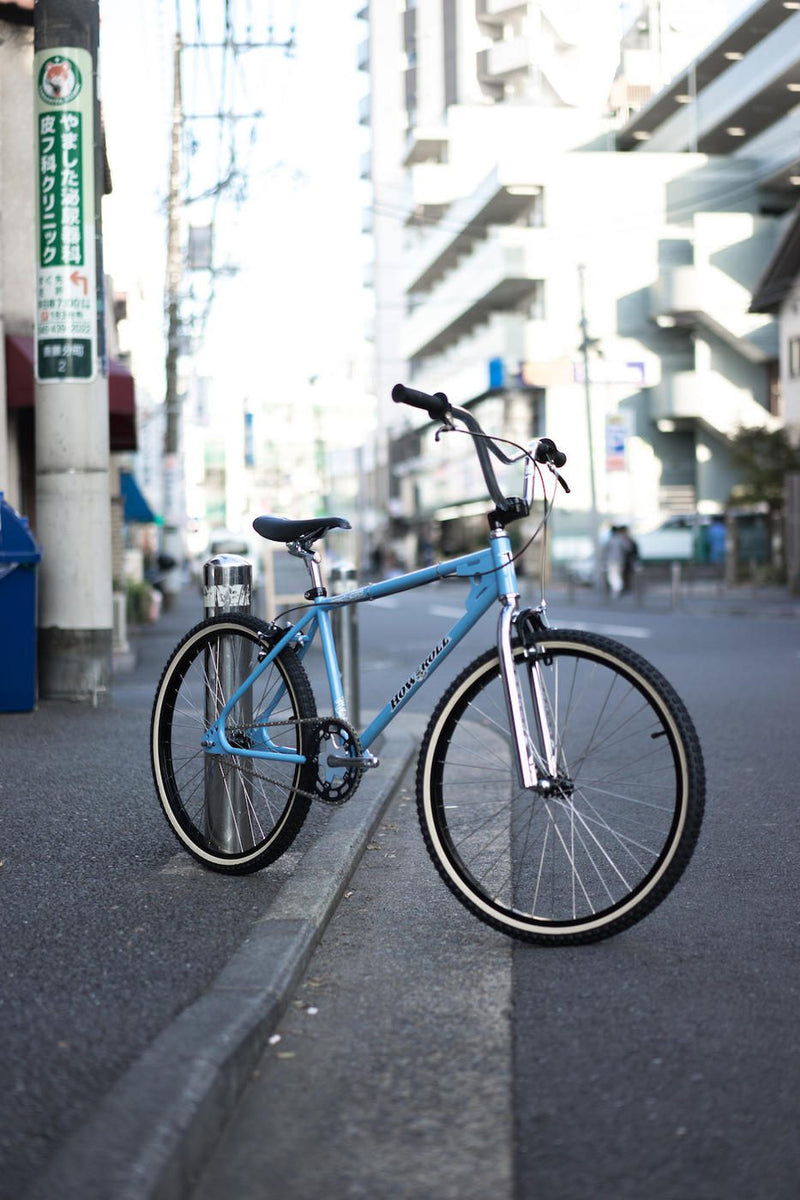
[0,493,42,712]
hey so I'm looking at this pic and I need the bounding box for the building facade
[358,0,800,567]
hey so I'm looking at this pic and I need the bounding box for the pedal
[326,752,380,770]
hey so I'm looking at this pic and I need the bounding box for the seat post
[287,540,326,600]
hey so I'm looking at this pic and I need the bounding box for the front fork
[497,598,559,791]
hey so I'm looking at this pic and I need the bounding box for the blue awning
[120,472,157,524]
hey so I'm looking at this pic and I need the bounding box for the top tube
[316,543,508,609]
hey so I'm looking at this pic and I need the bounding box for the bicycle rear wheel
[151,615,317,874]
[417,630,704,945]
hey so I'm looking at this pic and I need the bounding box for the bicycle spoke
[420,633,702,942]
[152,617,317,872]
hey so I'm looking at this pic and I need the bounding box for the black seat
[252,515,352,545]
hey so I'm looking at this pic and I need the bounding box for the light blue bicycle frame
[205,526,540,784]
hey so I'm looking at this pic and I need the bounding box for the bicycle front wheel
[417,630,704,945]
[151,615,317,874]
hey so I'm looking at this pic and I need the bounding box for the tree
[727,426,800,512]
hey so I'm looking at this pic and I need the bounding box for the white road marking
[429,605,464,619]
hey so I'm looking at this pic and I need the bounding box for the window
[789,336,800,377]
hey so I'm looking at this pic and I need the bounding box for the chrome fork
[497,598,559,791]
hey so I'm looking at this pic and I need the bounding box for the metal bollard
[203,555,252,852]
[670,561,682,610]
[203,554,252,618]
[330,563,360,730]
[634,564,646,607]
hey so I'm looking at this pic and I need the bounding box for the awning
[120,470,157,523]
[4,334,137,452]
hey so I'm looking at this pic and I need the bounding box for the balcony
[406,161,455,212]
[476,36,530,84]
[651,266,776,363]
[408,312,528,404]
[358,92,371,126]
[403,227,549,361]
[651,371,778,437]
[357,37,370,72]
[403,125,449,167]
[476,0,527,26]
[406,168,543,294]
[539,0,582,46]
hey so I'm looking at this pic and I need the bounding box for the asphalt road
[2,577,798,1198]
[194,583,799,1200]
[513,596,799,1200]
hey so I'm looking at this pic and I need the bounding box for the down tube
[359,580,498,751]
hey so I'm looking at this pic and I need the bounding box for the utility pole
[160,30,184,610]
[577,263,602,585]
[33,0,112,701]
[159,13,296,608]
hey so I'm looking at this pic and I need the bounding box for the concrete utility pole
[160,30,184,611]
[33,0,112,701]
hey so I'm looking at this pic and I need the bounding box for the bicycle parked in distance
[151,385,705,945]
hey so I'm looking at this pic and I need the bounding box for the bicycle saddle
[252,515,352,545]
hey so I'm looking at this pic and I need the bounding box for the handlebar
[533,437,567,470]
[391,383,451,421]
[392,382,569,514]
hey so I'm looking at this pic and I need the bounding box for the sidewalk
[6,587,414,1200]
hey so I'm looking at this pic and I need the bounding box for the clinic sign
[34,48,97,381]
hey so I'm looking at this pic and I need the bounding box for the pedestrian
[620,525,639,593]
[603,526,628,597]
[708,516,726,566]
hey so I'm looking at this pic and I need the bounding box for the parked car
[636,513,721,563]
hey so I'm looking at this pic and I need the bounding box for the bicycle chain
[223,715,364,807]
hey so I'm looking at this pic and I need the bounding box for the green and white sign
[34,48,97,382]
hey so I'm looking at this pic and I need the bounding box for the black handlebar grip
[392,383,451,420]
[534,437,567,469]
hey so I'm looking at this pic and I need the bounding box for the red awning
[5,334,137,452]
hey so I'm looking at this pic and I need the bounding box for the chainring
[313,718,364,806]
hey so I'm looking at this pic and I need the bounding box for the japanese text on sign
[34,48,96,382]
[38,112,84,268]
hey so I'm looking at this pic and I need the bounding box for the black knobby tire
[416,629,705,945]
[151,614,317,874]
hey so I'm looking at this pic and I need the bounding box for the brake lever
[546,462,570,493]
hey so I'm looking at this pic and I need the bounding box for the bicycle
[151,384,705,945]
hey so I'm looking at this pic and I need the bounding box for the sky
[98,0,760,414]
[100,0,370,410]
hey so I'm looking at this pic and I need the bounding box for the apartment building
[359,0,798,565]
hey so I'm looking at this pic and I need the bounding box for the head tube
[490,529,519,596]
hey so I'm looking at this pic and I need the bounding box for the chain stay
[224,714,364,807]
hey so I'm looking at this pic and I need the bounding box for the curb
[28,730,416,1200]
